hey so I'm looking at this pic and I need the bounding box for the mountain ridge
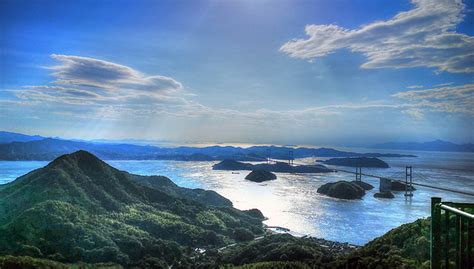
[374,139,474,152]
[0,131,44,144]
[0,136,415,161]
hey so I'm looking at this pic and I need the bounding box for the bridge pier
[355,166,362,181]
[380,178,391,192]
[405,166,413,197]
[266,149,270,164]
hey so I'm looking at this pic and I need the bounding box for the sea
[1,147,473,245]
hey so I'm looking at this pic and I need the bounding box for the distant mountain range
[0,131,415,161]
[0,131,44,143]
[374,140,474,152]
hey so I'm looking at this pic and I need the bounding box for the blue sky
[1,0,473,146]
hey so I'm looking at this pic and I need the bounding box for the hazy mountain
[0,134,415,161]
[0,131,44,144]
[375,139,474,152]
[0,151,264,266]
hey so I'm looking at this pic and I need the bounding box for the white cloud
[407,85,424,89]
[402,108,425,120]
[434,82,454,87]
[14,54,185,107]
[49,54,182,95]
[280,0,474,73]
[393,83,474,114]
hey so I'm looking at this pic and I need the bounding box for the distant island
[317,157,390,168]
[245,170,277,182]
[213,159,332,173]
[317,181,366,199]
[0,131,416,161]
[374,139,474,152]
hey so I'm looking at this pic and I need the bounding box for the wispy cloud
[393,83,474,115]
[280,0,474,73]
[407,85,424,89]
[13,54,187,107]
[49,54,182,93]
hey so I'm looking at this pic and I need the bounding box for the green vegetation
[217,234,337,267]
[0,255,121,269]
[223,261,313,269]
[0,151,264,267]
[333,218,430,268]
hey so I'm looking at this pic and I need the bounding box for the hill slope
[0,151,264,267]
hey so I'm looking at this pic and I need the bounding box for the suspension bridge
[246,149,474,197]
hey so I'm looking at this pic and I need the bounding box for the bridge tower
[355,166,362,181]
[266,149,270,164]
[405,166,413,197]
[288,150,294,166]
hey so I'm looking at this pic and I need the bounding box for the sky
[0,0,473,146]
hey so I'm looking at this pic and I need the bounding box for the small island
[374,191,395,199]
[245,170,277,182]
[317,181,366,200]
[318,157,389,168]
[213,159,332,173]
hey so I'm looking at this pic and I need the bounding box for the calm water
[1,148,473,245]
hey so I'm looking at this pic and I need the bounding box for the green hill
[211,219,431,269]
[0,151,264,267]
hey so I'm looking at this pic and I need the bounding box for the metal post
[431,197,442,269]
[468,219,473,268]
[460,208,467,269]
[455,215,460,269]
[445,210,450,269]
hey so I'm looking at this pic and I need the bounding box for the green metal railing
[431,197,474,269]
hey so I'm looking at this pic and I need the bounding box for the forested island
[318,157,390,168]
[0,150,448,268]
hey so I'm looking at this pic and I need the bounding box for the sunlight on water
[1,149,473,245]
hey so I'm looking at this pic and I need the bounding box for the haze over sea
[1,146,473,245]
